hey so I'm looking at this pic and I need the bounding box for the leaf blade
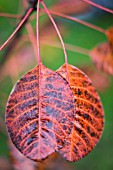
[6,64,75,161]
[57,64,104,161]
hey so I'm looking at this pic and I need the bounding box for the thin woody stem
[83,0,113,14]
[44,10,106,34]
[0,13,21,18]
[41,0,69,81]
[0,8,33,51]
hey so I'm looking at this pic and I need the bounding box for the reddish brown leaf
[57,64,104,161]
[6,64,75,161]
[90,42,113,75]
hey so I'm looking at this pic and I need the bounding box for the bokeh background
[0,0,113,170]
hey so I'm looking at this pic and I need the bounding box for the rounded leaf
[57,64,104,161]
[6,64,75,161]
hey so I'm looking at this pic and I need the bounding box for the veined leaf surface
[57,64,104,161]
[6,64,75,161]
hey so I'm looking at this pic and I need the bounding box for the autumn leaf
[57,64,104,161]
[90,42,113,75]
[6,64,75,161]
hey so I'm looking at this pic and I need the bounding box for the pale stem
[45,10,106,34]
[0,13,21,18]
[36,1,41,159]
[0,8,33,51]
[41,1,69,81]
[36,0,41,64]
[83,0,113,14]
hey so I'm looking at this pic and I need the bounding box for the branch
[83,0,113,14]
[0,0,38,67]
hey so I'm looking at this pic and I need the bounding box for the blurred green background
[0,0,113,170]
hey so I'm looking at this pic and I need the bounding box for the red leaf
[6,64,75,161]
[57,64,104,161]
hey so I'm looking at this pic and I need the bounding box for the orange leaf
[6,64,75,161]
[90,42,113,75]
[57,64,104,161]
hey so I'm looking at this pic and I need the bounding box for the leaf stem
[41,0,69,81]
[36,0,41,159]
[36,0,41,64]
[83,0,113,14]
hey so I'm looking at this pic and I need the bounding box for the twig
[0,13,21,18]
[0,8,33,51]
[43,10,106,34]
[0,0,38,67]
[83,0,113,14]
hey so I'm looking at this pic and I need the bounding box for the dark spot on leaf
[77,89,82,95]
[83,113,89,119]
[91,132,96,137]
[63,125,67,130]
